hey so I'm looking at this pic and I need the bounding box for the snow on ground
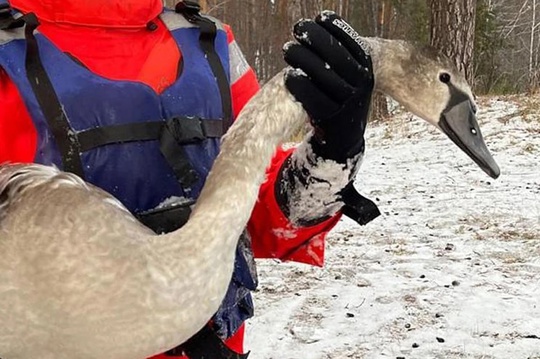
[245,96,540,359]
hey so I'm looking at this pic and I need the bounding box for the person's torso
[0,10,230,213]
[0,7,257,341]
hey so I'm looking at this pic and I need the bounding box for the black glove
[283,11,374,163]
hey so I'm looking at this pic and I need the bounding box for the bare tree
[486,0,540,92]
[161,0,536,94]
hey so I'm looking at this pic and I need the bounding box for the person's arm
[223,24,338,266]
[249,13,379,266]
[248,146,343,266]
[0,67,37,163]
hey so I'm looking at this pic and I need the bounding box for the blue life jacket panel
[0,11,229,213]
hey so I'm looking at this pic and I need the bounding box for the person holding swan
[0,0,377,357]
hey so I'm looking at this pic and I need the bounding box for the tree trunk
[529,0,539,91]
[428,0,477,84]
[373,0,395,121]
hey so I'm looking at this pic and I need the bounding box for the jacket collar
[9,0,163,28]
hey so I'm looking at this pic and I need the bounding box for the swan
[0,36,499,359]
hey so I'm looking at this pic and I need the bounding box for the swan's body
[0,74,304,359]
[0,36,498,359]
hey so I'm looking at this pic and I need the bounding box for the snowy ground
[245,96,540,359]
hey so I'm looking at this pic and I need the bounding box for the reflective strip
[229,40,250,85]
[160,11,195,30]
[0,26,24,46]
[160,11,225,32]
[0,10,26,46]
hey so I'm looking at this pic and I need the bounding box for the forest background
[165,0,540,102]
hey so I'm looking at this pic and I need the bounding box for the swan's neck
[362,37,411,99]
[153,38,415,284]
[159,72,304,266]
[156,38,414,263]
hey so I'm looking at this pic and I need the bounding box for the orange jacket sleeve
[247,148,342,267]
[0,67,37,164]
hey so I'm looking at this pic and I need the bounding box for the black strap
[21,13,85,176]
[340,182,381,226]
[166,324,250,359]
[175,1,233,133]
[76,117,223,189]
[77,118,224,152]
[1,8,84,175]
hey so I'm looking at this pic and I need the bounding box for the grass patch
[458,215,539,242]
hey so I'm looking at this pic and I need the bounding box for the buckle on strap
[159,119,201,189]
[175,1,201,16]
[164,116,206,145]
[0,7,32,30]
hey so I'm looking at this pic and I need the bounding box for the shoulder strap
[25,14,85,175]
[175,1,233,133]
[2,11,85,176]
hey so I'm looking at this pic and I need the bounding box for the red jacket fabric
[0,0,342,354]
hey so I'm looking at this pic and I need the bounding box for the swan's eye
[439,73,451,84]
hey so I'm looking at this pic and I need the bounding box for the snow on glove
[283,11,374,163]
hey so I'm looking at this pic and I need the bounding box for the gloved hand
[275,12,380,227]
[283,11,374,163]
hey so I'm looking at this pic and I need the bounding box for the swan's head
[372,40,500,179]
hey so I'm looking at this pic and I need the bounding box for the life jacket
[0,8,228,213]
[0,0,257,345]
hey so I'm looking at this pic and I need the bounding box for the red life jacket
[10,0,163,28]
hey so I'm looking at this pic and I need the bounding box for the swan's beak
[439,100,500,179]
